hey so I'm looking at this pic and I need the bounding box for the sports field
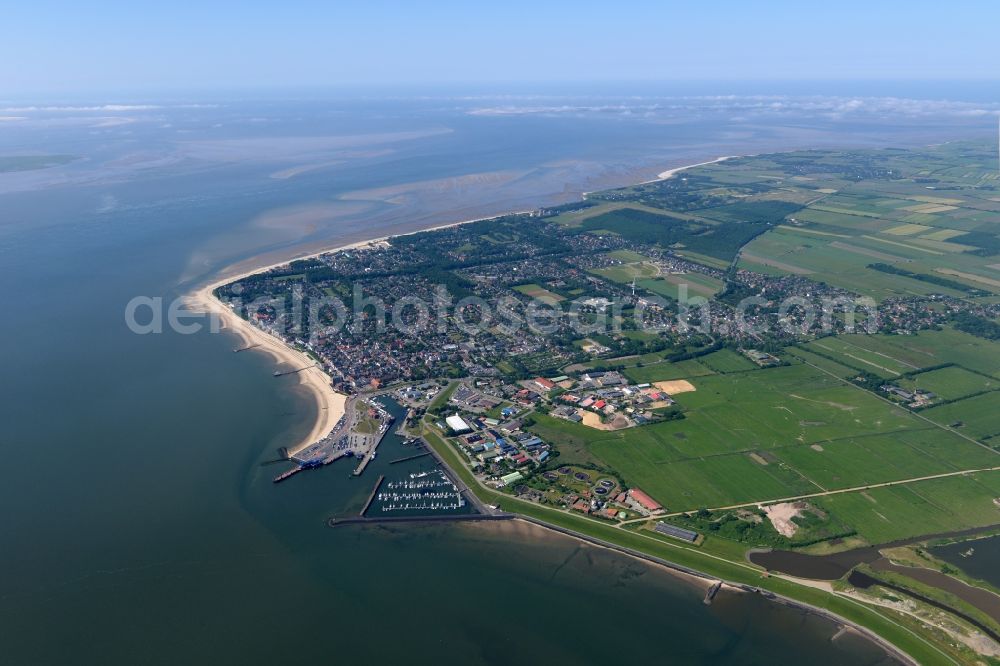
[513,283,564,303]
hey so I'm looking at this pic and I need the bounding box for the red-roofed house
[627,488,663,514]
[534,377,556,391]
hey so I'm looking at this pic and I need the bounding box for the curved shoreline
[186,267,348,457]
[187,153,929,663]
[513,516,918,666]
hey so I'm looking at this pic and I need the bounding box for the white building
[445,415,472,434]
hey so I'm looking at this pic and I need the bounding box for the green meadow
[533,362,999,512]
[897,365,997,401]
[814,470,1000,544]
[725,143,1000,301]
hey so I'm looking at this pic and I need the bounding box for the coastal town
[223,145,1000,665]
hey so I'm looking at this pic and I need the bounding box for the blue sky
[2,1,998,94]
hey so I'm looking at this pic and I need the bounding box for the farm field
[636,271,723,300]
[623,357,715,384]
[533,362,1000,511]
[826,329,1000,378]
[673,250,731,270]
[897,365,997,401]
[605,249,653,263]
[922,392,1000,441]
[588,246,724,301]
[697,348,757,373]
[786,347,860,378]
[731,143,1000,300]
[657,271,724,297]
[802,337,916,377]
[814,470,1000,544]
[591,261,658,284]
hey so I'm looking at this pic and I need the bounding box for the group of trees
[867,263,984,295]
[952,311,1000,340]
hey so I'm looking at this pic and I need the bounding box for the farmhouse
[743,349,781,367]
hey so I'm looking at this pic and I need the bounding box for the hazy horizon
[4,1,1000,95]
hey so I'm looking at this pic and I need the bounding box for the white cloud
[466,95,1000,120]
[0,103,218,113]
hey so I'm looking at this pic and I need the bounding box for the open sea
[2,85,997,664]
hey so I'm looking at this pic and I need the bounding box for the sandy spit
[652,155,737,181]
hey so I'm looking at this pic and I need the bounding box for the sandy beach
[651,155,736,183]
[184,233,389,457]
[187,270,348,458]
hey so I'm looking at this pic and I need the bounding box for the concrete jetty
[323,450,350,465]
[360,475,385,516]
[389,452,431,464]
[353,449,376,476]
[352,419,391,476]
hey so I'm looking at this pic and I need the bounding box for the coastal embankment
[509,517,917,666]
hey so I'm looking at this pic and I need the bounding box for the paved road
[619,464,1000,526]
